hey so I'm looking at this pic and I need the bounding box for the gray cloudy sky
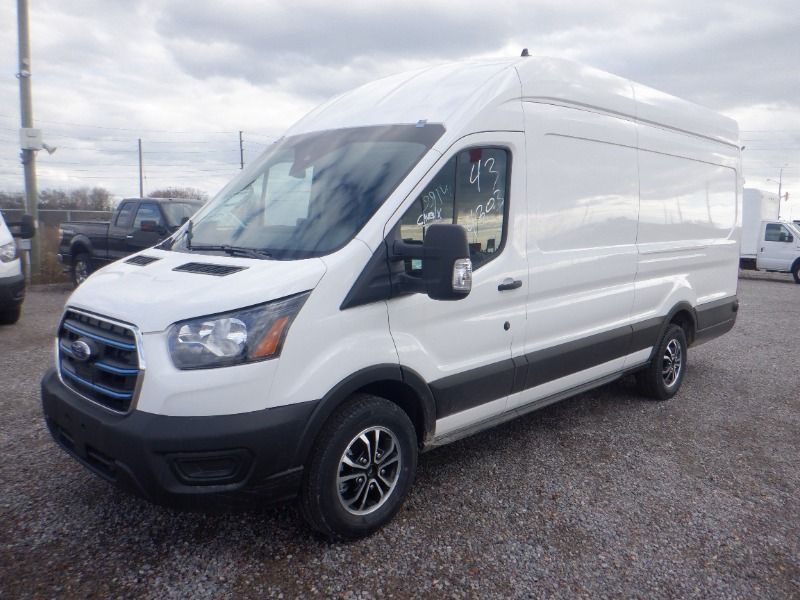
[1,0,798,216]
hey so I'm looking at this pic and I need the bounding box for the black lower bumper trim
[0,272,25,306]
[41,368,317,506]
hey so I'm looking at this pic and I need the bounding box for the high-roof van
[41,57,741,539]
[0,212,34,325]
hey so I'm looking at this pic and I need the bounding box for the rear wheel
[300,394,418,540]
[0,304,21,325]
[636,324,687,401]
[72,252,91,287]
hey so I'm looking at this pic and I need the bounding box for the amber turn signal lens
[250,316,290,359]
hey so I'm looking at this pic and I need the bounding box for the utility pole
[138,138,144,197]
[239,130,244,169]
[17,0,39,279]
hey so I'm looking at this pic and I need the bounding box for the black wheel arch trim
[643,300,703,362]
[69,236,93,261]
[292,364,436,467]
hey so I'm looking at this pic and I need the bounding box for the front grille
[173,262,247,276]
[58,309,141,412]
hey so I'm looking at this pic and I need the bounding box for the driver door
[385,133,527,438]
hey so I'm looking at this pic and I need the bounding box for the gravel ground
[1,276,798,599]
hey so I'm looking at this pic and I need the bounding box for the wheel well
[792,257,800,273]
[670,309,695,345]
[358,380,426,446]
[71,244,90,263]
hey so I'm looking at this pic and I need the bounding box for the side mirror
[392,224,472,300]
[18,214,35,239]
[140,219,158,232]
[422,224,472,300]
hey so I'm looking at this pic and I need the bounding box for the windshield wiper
[188,244,272,259]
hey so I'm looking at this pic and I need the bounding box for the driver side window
[765,223,793,242]
[399,147,508,270]
[132,203,163,230]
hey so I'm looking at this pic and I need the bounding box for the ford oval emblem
[70,339,93,362]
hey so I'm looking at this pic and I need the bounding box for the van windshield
[172,124,444,259]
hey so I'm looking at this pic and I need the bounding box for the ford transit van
[41,57,741,539]
[0,212,34,325]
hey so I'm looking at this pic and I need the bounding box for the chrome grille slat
[58,309,141,412]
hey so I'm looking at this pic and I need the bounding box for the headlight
[168,292,309,369]
[0,241,17,263]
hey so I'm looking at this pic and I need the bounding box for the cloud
[155,0,799,110]
[0,0,797,204]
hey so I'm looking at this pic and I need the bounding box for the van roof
[287,56,739,148]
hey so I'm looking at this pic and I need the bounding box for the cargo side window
[765,223,793,242]
[115,202,135,228]
[398,147,508,270]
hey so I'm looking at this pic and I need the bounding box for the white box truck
[41,56,742,539]
[740,188,800,281]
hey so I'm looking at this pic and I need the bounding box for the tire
[300,394,418,540]
[792,261,800,284]
[636,323,688,401]
[72,252,91,287]
[0,304,21,325]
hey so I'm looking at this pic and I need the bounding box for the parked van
[0,211,35,325]
[41,57,741,539]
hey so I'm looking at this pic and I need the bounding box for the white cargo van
[42,57,741,539]
[0,212,35,325]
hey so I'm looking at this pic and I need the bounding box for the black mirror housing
[140,219,158,232]
[422,224,472,300]
[18,214,35,239]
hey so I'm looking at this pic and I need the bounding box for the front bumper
[41,368,318,506]
[0,272,25,307]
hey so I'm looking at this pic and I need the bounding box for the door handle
[498,278,522,291]
[126,234,134,239]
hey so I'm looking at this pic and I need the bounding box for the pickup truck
[58,197,204,286]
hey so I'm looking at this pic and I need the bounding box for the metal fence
[0,208,113,227]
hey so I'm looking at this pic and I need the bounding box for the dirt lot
[1,274,798,599]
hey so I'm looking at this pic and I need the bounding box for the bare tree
[0,191,25,209]
[148,187,208,202]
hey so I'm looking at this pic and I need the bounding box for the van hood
[66,249,327,333]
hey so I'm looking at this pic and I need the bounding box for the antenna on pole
[239,130,244,169]
[17,0,39,280]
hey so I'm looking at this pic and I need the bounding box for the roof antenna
[520,48,529,57]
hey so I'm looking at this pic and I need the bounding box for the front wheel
[0,304,21,325]
[300,394,418,540]
[72,252,91,287]
[792,261,800,284]
[636,324,687,401]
